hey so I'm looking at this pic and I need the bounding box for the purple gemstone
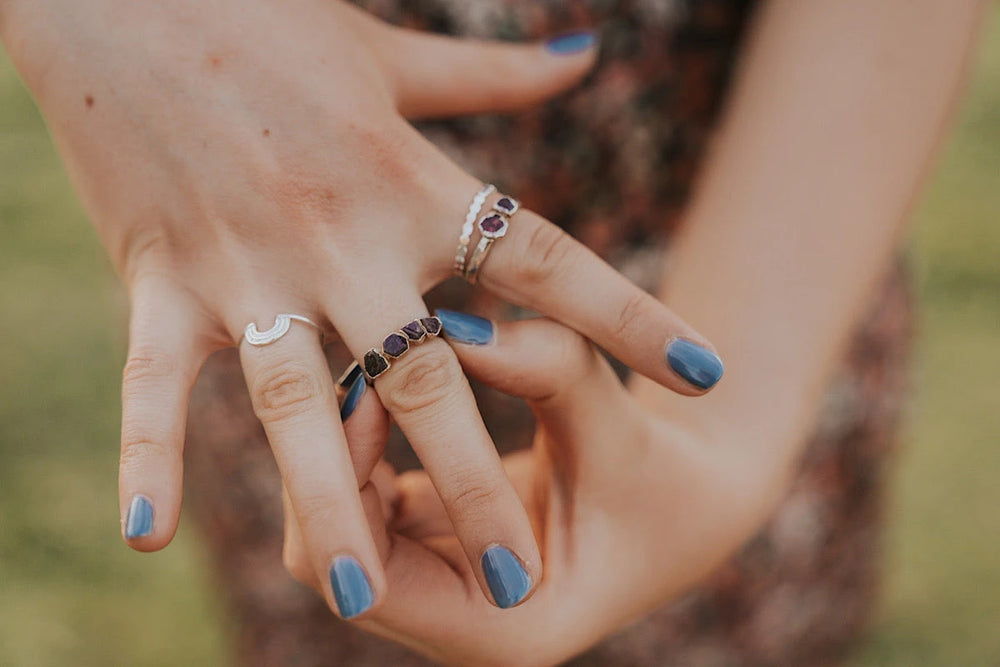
[401,321,426,342]
[420,317,442,336]
[363,350,390,378]
[479,214,507,237]
[382,332,409,358]
[495,197,518,214]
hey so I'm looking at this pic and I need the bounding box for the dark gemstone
[382,332,409,358]
[420,317,442,336]
[401,321,426,342]
[336,361,363,389]
[495,197,518,214]
[363,349,389,379]
[480,214,506,235]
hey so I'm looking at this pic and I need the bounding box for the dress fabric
[182,1,914,664]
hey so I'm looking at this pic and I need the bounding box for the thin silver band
[240,314,322,347]
[464,235,499,284]
[463,197,519,284]
[454,183,496,276]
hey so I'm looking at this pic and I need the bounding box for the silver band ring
[464,196,520,284]
[454,183,496,276]
[241,314,322,347]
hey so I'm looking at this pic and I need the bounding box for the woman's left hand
[283,312,778,666]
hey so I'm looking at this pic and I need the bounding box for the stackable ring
[464,195,520,284]
[361,316,443,381]
[454,183,496,276]
[240,314,322,347]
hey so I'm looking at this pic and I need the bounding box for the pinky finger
[119,278,211,551]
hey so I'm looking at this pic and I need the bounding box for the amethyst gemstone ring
[360,316,444,381]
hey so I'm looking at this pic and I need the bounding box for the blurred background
[1,11,998,667]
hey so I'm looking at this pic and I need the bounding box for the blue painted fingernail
[125,494,154,539]
[481,545,532,609]
[665,339,725,390]
[436,309,494,346]
[339,373,366,422]
[329,556,374,619]
[336,361,363,390]
[544,31,598,56]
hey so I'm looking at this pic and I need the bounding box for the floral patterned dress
[183,1,913,664]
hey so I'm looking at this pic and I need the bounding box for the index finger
[480,209,724,395]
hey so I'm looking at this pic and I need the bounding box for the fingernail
[339,373,366,422]
[125,494,154,539]
[436,309,494,346]
[336,361,363,390]
[481,545,532,609]
[329,556,374,619]
[665,339,725,390]
[544,31,598,56]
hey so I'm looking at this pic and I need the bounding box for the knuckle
[119,437,176,477]
[122,350,178,390]
[380,345,462,417]
[511,219,579,285]
[612,291,654,342]
[250,362,326,423]
[443,472,506,517]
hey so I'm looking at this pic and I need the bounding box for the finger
[479,210,725,395]
[435,310,636,433]
[282,480,393,591]
[119,277,210,551]
[376,26,599,119]
[283,364,394,590]
[337,364,399,521]
[337,363,391,485]
[331,296,541,610]
[281,485,318,589]
[239,318,383,620]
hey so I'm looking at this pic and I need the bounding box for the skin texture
[0,0,722,618]
[279,0,986,664]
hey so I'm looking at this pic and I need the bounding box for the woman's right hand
[286,313,762,665]
[0,0,724,618]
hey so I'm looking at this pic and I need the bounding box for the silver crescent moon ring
[241,314,322,347]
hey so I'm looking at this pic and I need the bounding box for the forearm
[634,0,986,502]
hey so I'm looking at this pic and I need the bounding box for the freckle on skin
[85,95,94,109]
[263,128,271,138]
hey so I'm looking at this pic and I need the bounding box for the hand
[0,0,723,618]
[285,312,769,665]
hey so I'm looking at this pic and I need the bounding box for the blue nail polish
[339,374,366,422]
[436,309,494,346]
[329,556,374,619]
[336,361,363,390]
[665,339,724,390]
[481,545,532,609]
[125,495,154,539]
[544,31,598,56]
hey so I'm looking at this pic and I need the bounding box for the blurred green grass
[1,10,999,667]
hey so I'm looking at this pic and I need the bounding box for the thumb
[377,28,599,119]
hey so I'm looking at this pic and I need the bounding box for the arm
[635,0,987,518]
